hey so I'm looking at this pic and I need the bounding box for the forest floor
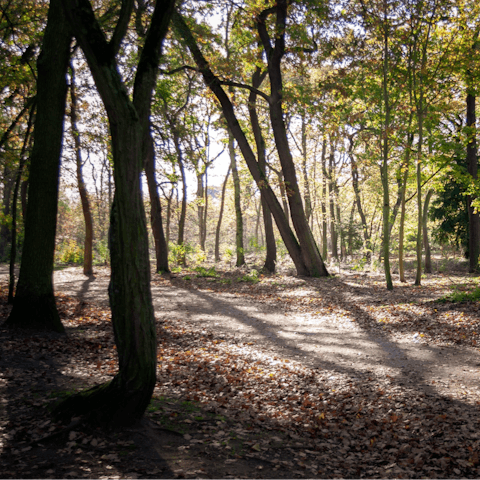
[1,259,480,479]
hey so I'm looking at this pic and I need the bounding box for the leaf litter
[1,267,480,478]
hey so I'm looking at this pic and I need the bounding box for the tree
[173,6,328,277]
[69,63,94,276]
[5,0,71,332]
[53,0,175,428]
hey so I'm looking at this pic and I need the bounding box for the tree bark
[5,0,70,332]
[55,0,175,428]
[69,65,94,276]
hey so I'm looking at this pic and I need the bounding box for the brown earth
[1,263,480,479]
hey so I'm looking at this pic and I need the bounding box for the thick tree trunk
[55,0,174,428]
[467,92,479,273]
[214,167,231,262]
[5,0,70,332]
[69,66,94,276]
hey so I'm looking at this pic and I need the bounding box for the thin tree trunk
[228,128,245,267]
[248,66,276,272]
[423,189,433,274]
[8,103,35,303]
[321,139,328,261]
[467,91,479,272]
[381,4,393,290]
[215,167,231,262]
[144,130,169,273]
[6,0,71,332]
[399,134,413,282]
[69,65,94,276]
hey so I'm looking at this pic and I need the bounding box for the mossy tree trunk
[55,0,175,428]
[5,0,71,332]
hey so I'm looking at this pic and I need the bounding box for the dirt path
[46,266,480,401]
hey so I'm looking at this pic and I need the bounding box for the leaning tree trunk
[70,65,94,276]
[256,1,328,277]
[173,10,312,276]
[5,0,70,332]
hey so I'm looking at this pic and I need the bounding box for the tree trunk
[55,0,175,428]
[247,66,276,272]
[422,189,433,274]
[69,65,94,276]
[174,127,187,266]
[196,171,206,251]
[398,135,412,282]
[228,128,245,267]
[256,1,328,277]
[321,138,328,261]
[0,167,14,261]
[301,111,312,222]
[214,167,231,262]
[327,147,338,261]
[467,92,479,273]
[381,8,393,290]
[5,0,71,332]
[8,104,35,304]
[144,130,169,273]
[351,152,371,263]
[173,10,315,276]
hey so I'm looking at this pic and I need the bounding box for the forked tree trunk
[54,0,174,428]
[6,0,70,332]
[173,11,318,276]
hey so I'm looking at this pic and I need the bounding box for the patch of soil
[1,264,480,479]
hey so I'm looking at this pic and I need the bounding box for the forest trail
[47,266,480,401]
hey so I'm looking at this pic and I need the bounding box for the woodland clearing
[1,261,480,479]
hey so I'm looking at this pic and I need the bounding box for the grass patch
[438,286,480,303]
